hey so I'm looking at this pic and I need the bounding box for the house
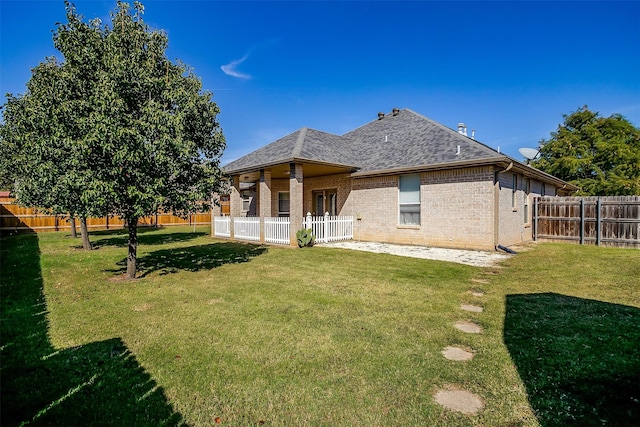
[216,108,577,250]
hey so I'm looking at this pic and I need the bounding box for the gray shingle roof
[224,127,358,173]
[344,109,500,172]
[224,108,503,174]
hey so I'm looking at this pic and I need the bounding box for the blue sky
[2,1,639,165]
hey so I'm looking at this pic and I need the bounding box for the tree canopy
[531,106,640,196]
[0,1,226,277]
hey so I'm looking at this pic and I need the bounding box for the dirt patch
[454,321,483,334]
[132,303,152,312]
[434,387,484,414]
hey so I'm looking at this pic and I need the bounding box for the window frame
[398,174,421,226]
[278,191,290,217]
[511,174,518,211]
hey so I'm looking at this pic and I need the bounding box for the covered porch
[215,160,357,246]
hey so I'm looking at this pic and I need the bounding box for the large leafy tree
[1,1,225,278]
[532,106,640,195]
[95,1,225,278]
[0,54,101,249]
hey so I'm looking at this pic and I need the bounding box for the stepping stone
[471,278,489,284]
[441,346,474,361]
[471,291,484,297]
[434,388,484,415]
[454,321,483,334]
[461,304,483,313]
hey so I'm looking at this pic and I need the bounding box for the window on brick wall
[523,177,531,223]
[399,174,420,225]
[511,174,518,211]
[278,192,290,217]
[241,191,252,212]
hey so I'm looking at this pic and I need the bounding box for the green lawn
[1,226,638,426]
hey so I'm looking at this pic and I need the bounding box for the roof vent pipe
[378,112,385,120]
[392,108,400,116]
[471,129,475,140]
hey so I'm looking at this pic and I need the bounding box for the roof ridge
[292,127,307,158]
[405,109,500,155]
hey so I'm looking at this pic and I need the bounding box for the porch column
[259,169,272,242]
[230,175,242,218]
[289,163,304,246]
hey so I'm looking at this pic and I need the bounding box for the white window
[512,174,518,210]
[278,192,290,217]
[241,191,252,212]
[523,177,530,223]
[399,174,420,225]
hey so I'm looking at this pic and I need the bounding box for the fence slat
[534,196,640,248]
[0,199,212,234]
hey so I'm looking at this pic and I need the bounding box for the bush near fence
[0,198,211,234]
[534,196,640,248]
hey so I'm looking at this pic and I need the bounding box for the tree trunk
[79,217,92,250]
[126,217,138,279]
[70,216,78,238]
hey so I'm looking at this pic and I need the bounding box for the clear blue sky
[2,0,639,164]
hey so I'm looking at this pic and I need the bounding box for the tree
[1,5,107,249]
[532,106,640,196]
[1,1,225,278]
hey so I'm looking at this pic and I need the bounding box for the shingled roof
[224,127,358,174]
[224,109,507,175]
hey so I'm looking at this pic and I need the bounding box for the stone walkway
[324,240,501,416]
[322,241,511,267]
[436,278,489,416]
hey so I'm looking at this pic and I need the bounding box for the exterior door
[313,189,337,215]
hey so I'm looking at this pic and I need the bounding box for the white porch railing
[219,214,353,245]
[233,217,260,241]
[213,216,231,238]
[265,217,291,245]
[304,213,354,243]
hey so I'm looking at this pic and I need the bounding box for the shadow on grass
[92,230,207,249]
[0,233,188,426]
[110,242,268,278]
[504,293,640,426]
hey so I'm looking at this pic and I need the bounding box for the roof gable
[224,127,358,174]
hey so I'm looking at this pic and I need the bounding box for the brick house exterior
[219,108,577,250]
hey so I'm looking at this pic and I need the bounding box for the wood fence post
[596,198,601,246]
[580,198,585,245]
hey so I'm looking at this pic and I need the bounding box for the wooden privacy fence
[0,198,211,234]
[534,196,640,248]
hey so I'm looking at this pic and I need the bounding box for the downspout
[494,162,513,250]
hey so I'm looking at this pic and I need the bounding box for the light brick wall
[496,171,549,246]
[303,173,352,215]
[348,166,496,250]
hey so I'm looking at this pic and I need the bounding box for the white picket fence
[304,213,354,243]
[213,216,231,238]
[233,217,260,241]
[214,214,353,245]
[264,217,290,245]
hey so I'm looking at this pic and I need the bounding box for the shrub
[296,228,315,248]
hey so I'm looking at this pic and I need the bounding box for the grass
[1,227,638,426]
